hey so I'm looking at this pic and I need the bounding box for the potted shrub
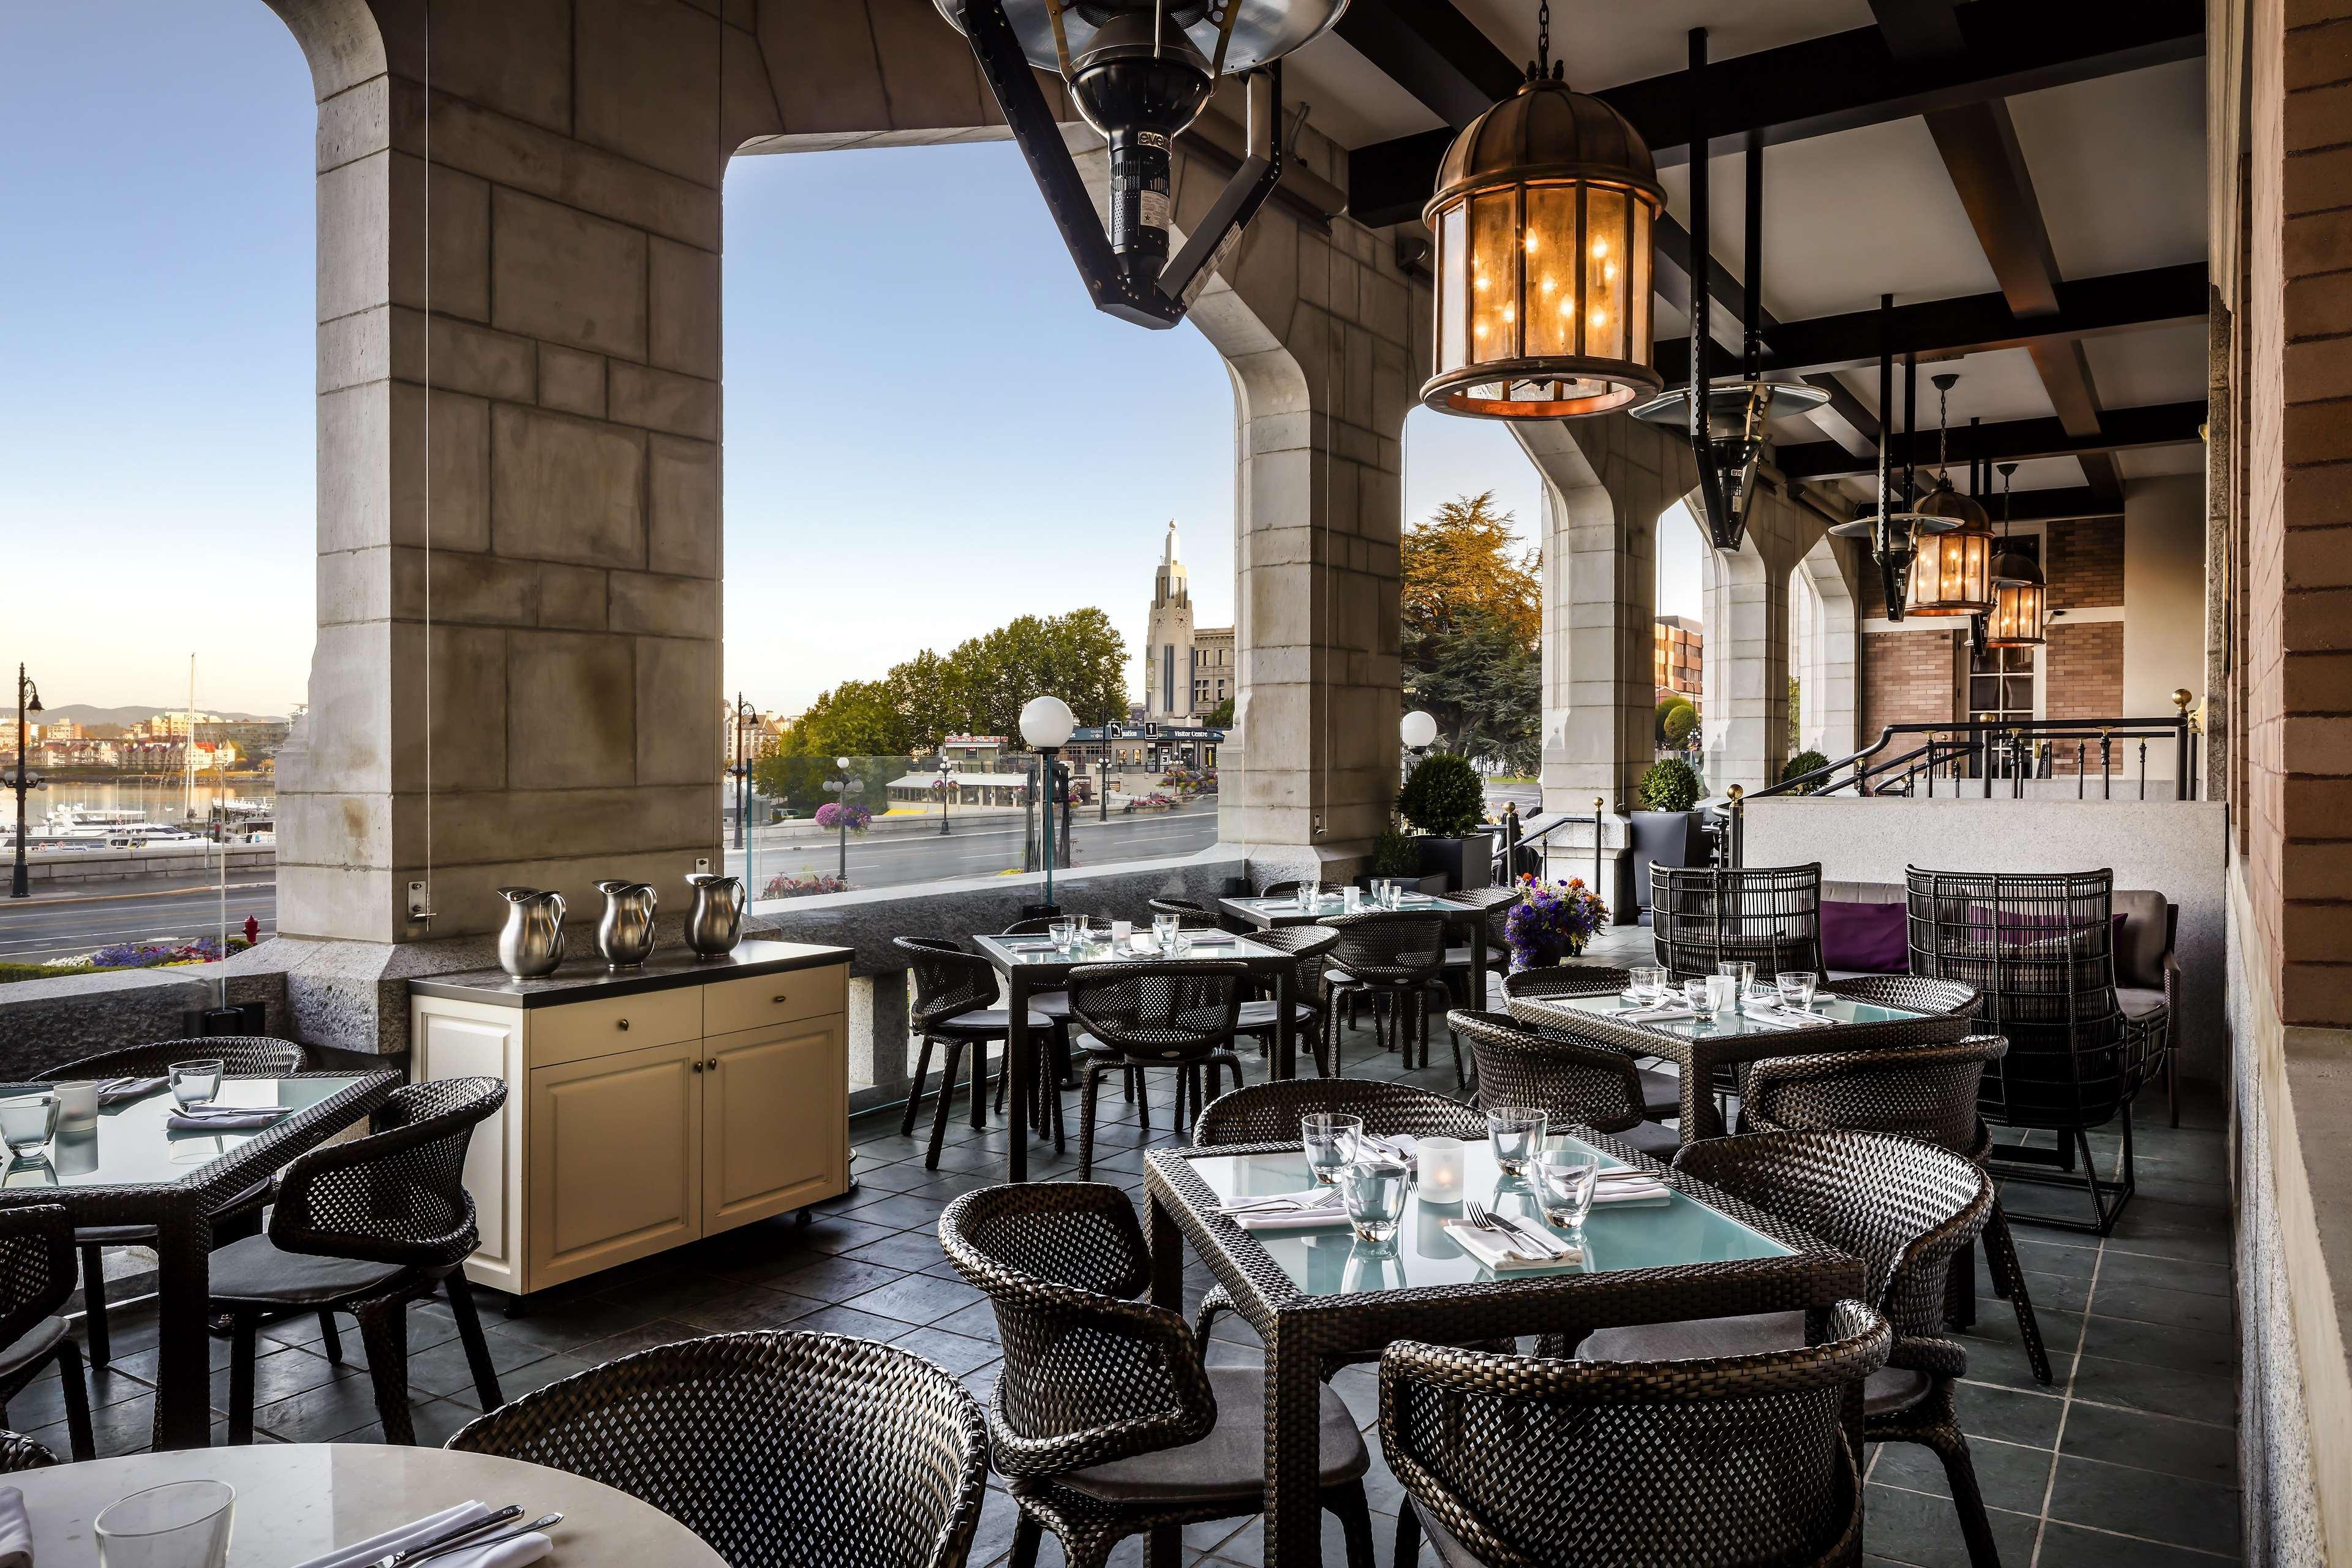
[1360,826,1446,896]
[1629,758,1705,922]
[1781,749,1831,794]
[1396,753,1494,892]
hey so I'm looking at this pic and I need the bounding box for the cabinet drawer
[704,964,847,1037]
[528,987,703,1069]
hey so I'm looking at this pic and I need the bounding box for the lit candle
[1419,1137,1466,1204]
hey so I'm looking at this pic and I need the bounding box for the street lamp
[1020,696,1076,909]
[1400,709,1438,786]
[11,666,43,900]
[729,694,758,851]
[825,757,862,884]
[1098,753,1111,822]
[934,770,954,835]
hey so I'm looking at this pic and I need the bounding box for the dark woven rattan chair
[1500,966,1678,1118]
[451,1329,989,1568]
[895,937,1061,1170]
[1651,862,1824,982]
[1448,1010,1681,1159]
[0,1430,55,1473]
[1147,897,1223,929]
[938,1183,1376,1568]
[1818,974,1982,1016]
[1069,961,1247,1180]
[1381,1298,1891,1568]
[1739,1036,2051,1386]
[1585,1131,1999,1568]
[1231,925,1337,1076]
[1905,867,2144,1233]
[1322,912,1449,1073]
[206,1077,506,1446]
[995,920,1082,1116]
[0,1206,91,1462]
[1257,880,1311,899]
[40,1035,307,1371]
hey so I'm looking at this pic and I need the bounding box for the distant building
[137,711,227,739]
[1144,522,1235,721]
[940,735,1007,771]
[1654,616,1703,699]
[194,719,291,763]
[720,706,788,768]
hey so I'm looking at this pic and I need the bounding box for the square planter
[1413,832,1495,893]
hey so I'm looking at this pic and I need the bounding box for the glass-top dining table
[1144,1128,1863,1568]
[0,1071,398,1449]
[1216,890,1492,989]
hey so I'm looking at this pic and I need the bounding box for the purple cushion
[1822,900,1908,974]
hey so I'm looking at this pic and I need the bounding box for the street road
[727,805,1221,891]
[0,877,277,965]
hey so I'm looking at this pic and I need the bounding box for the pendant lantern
[1905,376,1999,617]
[1420,1,1664,420]
[1984,461,2048,647]
[1826,300,1954,620]
[1629,31,1825,549]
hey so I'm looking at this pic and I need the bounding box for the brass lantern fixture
[1420,2,1664,420]
[1984,462,2047,647]
[1905,375,1998,617]
[1826,300,1954,620]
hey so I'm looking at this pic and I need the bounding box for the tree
[783,679,909,759]
[1401,492,1542,767]
[1787,675,1803,758]
[1204,696,1235,728]
[1658,697,1697,750]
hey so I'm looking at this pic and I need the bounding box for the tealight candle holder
[1418,1137,1466,1204]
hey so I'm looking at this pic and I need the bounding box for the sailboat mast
[184,654,196,823]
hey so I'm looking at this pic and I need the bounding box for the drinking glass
[1684,978,1717,1022]
[1168,931,1193,958]
[1338,1156,1409,1244]
[0,1096,56,1157]
[1531,1151,1599,1231]
[1302,1113,1363,1185]
[1295,883,1316,913]
[168,1061,224,1111]
[1485,1107,1547,1175]
[1776,971,1819,1011]
[1048,918,1076,952]
[96,1480,235,1568]
[1153,913,1180,950]
[1718,960,1756,1003]
[1629,965,1667,1004]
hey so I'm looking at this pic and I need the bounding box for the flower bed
[762,872,851,899]
[813,802,872,832]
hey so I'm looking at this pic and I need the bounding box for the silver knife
[369,1507,524,1568]
[1488,1209,1569,1257]
[404,1513,562,1568]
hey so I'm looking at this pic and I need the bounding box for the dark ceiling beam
[1653,263,2206,385]
[1870,0,2125,507]
[1773,399,2206,483]
[1345,0,2203,228]
[2003,486,2124,523]
[1332,0,1522,129]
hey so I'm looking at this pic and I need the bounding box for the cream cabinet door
[701,1016,846,1235]
[527,1040,703,1291]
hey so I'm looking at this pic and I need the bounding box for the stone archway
[1792,532,1858,760]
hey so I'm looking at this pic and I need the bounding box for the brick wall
[2045,516,2126,608]
[1858,630,1957,739]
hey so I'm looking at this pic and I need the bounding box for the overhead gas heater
[933,0,1349,329]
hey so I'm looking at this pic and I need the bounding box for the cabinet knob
[706,1057,718,1070]
[617,1018,631,1031]
[772,995,788,1005]
[692,1060,704,1073]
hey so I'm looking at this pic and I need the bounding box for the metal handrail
[1491,799,1607,892]
[1752,714,2197,804]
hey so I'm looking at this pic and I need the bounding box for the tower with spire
[1142,521,1235,723]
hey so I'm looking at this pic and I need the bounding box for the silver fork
[1462,1201,1533,1257]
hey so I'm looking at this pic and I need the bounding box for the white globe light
[1020,696,1077,750]
[835,757,852,771]
[1400,710,1439,750]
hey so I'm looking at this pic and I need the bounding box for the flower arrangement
[1123,793,1178,813]
[813,802,872,833]
[762,872,851,899]
[1501,873,1610,971]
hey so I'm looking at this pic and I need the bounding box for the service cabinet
[409,941,853,1298]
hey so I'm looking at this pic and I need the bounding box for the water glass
[1531,1152,1600,1231]
[1776,971,1819,1011]
[1684,978,1717,1022]
[1485,1107,1547,1175]
[1048,918,1076,952]
[1295,883,1317,913]
[0,1095,56,1157]
[1152,913,1180,950]
[1339,1156,1410,1244]
[96,1480,235,1568]
[1302,1113,1363,1185]
[1718,960,1757,1006]
[1629,965,1668,1004]
[1168,931,1193,957]
[168,1061,223,1111]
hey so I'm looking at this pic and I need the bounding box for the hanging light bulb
[1984,461,2047,647]
[1420,0,1664,420]
[1827,300,1954,620]
[1905,374,1999,617]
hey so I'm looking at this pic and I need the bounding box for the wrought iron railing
[1491,801,1607,889]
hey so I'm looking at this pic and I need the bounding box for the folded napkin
[1618,1006,1695,1022]
[291,1501,490,1568]
[1218,1191,1349,1232]
[1355,1133,1417,1162]
[433,1532,551,1568]
[166,1105,287,1132]
[1444,1220,1584,1272]
[0,1485,29,1568]
[96,1076,167,1107]
[1591,1174,1673,1205]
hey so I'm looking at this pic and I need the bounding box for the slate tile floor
[21,968,2237,1568]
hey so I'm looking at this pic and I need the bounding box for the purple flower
[813,802,872,832]
[1502,875,1610,969]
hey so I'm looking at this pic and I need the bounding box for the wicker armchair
[452,1330,989,1568]
[1585,1132,1999,1568]
[1069,960,1248,1180]
[1500,967,1678,1118]
[0,1205,91,1461]
[1381,1299,1891,1568]
[1819,974,1981,1016]
[0,1430,55,1473]
[1232,925,1338,1075]
[1650,862,1824,982]
[1740,1036,2051,1387]
[1321,912,1449,1072]
[1447,1010,1679,1159]
[38,1035,307,1372]
[895,937,1061,1169]
[938,1183,1375,1568]
[1905,867,2142,1233]
[1146,897,1223,929]
[206,1077,506,1445]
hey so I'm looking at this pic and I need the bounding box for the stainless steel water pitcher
[594,880,658,968]
[494,888,567,978]
[684,873,745,957]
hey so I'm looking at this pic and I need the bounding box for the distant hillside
[0,704,287,727]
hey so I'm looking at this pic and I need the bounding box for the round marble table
[7,1444,725,1566]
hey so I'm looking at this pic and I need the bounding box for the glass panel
[1583,185,1627,363]
[1629,200,1653,361]
[1438,203,1468,374]
[1182,1134,1792,1297]
[1469,189,1518,365]
[1968,677,2000,708]
[2002,676,2034,710]
[1521,184,1577,359]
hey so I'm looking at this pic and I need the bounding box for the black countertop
[408,940,853,1009]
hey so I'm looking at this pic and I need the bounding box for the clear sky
[5,4,1700,721]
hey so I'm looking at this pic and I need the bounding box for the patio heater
[1827,300,1953,620]
[1420,1,1665,420]
[1021,696,1076,908]
[1629,31,1826,548]
[931,1,1346,330]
